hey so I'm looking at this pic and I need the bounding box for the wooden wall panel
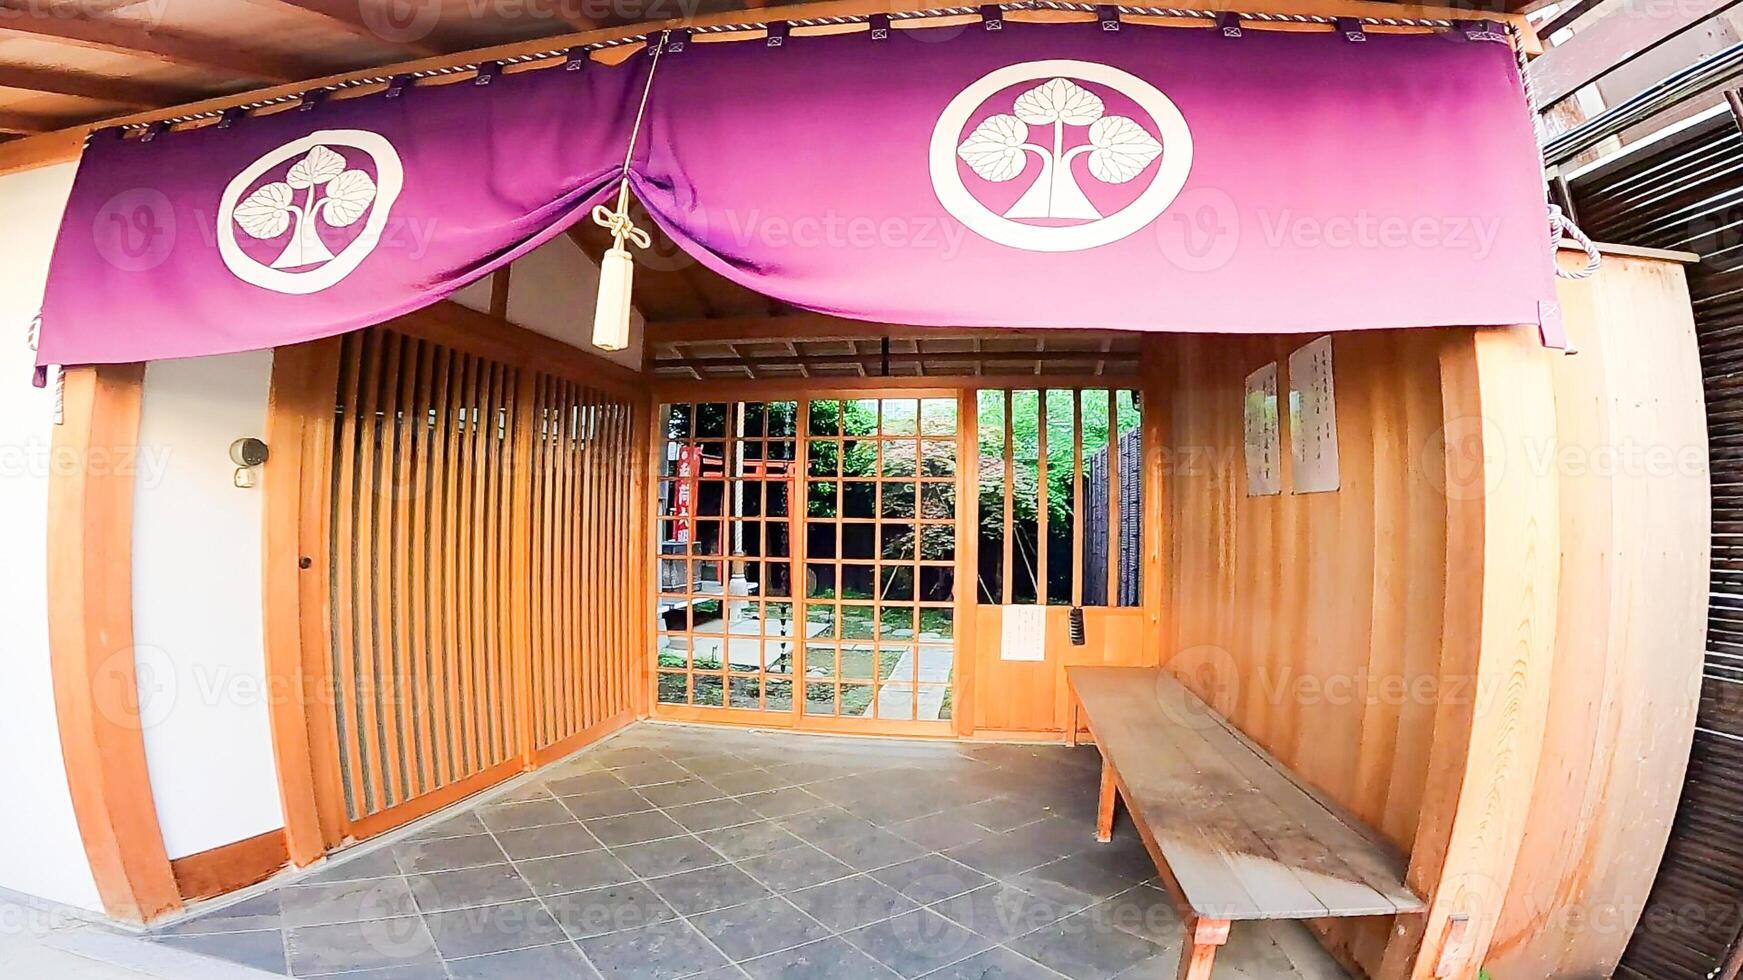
[1157,330,1460,977]
[971,607,1148,735]
[1484,254,1709,977]
[1159,330,1450,850]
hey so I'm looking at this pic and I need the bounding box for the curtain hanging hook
[384,73,414,98]
[766,21,790,46]
[869,13,890,40]
[981,5,1004,31]
[217,107,245,129]
[1097,6,1121,31]
[298,88,329,112]
[1337,17,1367,42]
[564,45,589,70]
[474,61,501,86]
[666,28,690,53]
[1215,12,1242,37]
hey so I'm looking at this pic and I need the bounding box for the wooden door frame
[47,362,183,923]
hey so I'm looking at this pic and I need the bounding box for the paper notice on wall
[1289,335,1340,494]
[1243,362,1281,496]
[1000,605,1047,662]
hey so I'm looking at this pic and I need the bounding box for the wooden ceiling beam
[0,13,322,83]
[0,111,56,135]
[0,66,200,108]
[0,0,1542,177]
[647,313,1148,346]
[256,0,450,57]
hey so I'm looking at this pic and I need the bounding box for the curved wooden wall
[1157,251,1706,980]
[1484,253,1708,977]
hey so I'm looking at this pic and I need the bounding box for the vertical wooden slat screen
[322,327,639,834]
[525,377,639,756]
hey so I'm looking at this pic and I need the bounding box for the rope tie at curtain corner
[1508,21,1601,282]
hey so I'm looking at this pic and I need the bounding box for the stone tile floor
[144,723,1350,979]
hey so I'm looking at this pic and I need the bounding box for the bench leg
[1096,758,1117,843]
[1176,917,1231,980]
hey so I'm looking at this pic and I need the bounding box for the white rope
[592,30,665,251]
[1509,22,1601,280]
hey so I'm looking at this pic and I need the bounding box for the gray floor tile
[478,799,578,833]
[811,827,928,872]
[841,908,993,979]
[563,788,658,820]
[737,845,857,892]
[738,787,829,819]
[405,864,533,912]
[888,815,994,853]
[405,812,489,842]
[153,892,282,936]
[639,777,729,808]
[957,798,1052,833]
[308,965,448,979]
[517,850,637,897]
[575,918,730,979]
[931,885,1076,944]
[786,875,917,932]
[666,799,764,833]
[392,834,507,876]
[493,821,605,862]
[920,946,1064,980]
[444,941,599,980]
[285,916,440,975]
[870,855,992,905]
[697,821,805,861]
[615,835,728,878]
[688,896,831,963]
[586,810,688,846]
[280,876,420,929]
[421,898,567,959]
[1088,885,1181,946]
[154,929,288,974]
[648,864,774,916]
[611,759,696,787]
[300,849,403,885]
[1006,853,1149,908]
[547,770,629,797]
[546,880,679,939]
[942,837,1064,880]
[1008,909,1170,980]
[739,937,898,979]
[594,746,669,769]
[706,769,792,797]
[775,808,878,847]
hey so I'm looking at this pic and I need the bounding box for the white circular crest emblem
[929,60,1192,252]
[216,129,404,294]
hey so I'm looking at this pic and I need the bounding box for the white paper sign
[1000,605,1047,662]
[1288,335,1340,494]
[1243,362,1281,497]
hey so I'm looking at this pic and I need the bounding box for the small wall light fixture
[230,437,269,488]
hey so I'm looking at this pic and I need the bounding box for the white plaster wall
[131,351,285,859]
[504,234,646,371]
[0,162,105,913]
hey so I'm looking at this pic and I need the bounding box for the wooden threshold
[170,830,290,902]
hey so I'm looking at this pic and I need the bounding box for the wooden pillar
[1378,325,1562,980]
[47,363,182,923]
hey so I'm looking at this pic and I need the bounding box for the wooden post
[1096,756,1117,842]
[1177,917,1231,980]
[47,363,182,923]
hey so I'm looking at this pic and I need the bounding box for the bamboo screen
[326,328,638,826]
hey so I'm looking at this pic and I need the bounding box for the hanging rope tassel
[590,32,667,351]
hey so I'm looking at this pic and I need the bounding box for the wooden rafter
[0,12,323,82]
[0,110,55,135]
[258,0,449,57]
[0,65,199,107]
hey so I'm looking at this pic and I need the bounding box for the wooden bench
[1066,666,1424,980]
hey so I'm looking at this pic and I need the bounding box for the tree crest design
[957,77,1164,221]
[233,144,379,269]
